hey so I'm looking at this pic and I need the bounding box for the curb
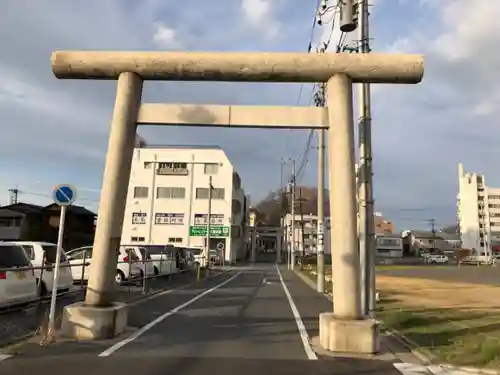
[293,269,333,301]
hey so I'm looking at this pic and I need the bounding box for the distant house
[401,230,458,256]
[375,233,403,258]
[0,202,96,250]
[436,231,462,250]
[374,214,395,234]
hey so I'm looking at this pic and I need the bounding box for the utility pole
[299,188,306,260]
[315,80,326,293]
[316,114,326,292]
[357,0,376,318]
[429,218,436,253]
[290,160,296,270]
[8,188,19,205]
[206,176,213,268]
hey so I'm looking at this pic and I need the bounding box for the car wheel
[115,270,125,284]
[154,266,159,276]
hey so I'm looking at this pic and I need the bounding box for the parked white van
[66,245,143,284]
[0,242,38,307]
[13,241,73,295]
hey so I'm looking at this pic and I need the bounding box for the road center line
[275,264,318,360]
[99,271,241,357]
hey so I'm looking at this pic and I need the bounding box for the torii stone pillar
[51,51,423,350]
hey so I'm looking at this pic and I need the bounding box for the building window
[156,187,186,199]
[212,188,225,200]
[134,186,149,198]
[0,217,22,227]
[132,212,147,224]
[155,213,184,225]
[168,237,182,243]
[204,163,219,175]
[196,188,209,199]
[196,187,225,200]
[131,236,145,242]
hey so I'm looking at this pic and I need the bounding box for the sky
[0,0,498,231]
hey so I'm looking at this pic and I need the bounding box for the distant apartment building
[121,145,247,263]
[283,214,331,254]
[457,162,500,255]
[284,210,393,254]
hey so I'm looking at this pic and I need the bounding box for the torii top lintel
[51,51,424,84]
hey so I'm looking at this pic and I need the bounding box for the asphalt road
[377,264,500,285]
[1,264,404,375]
[0,270,196,347]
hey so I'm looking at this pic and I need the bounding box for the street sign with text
[189,226,230,237]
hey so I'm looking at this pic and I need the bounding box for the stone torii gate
[52,51,424,353]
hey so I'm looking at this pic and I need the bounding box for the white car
[66,245,142,284]
[0,242,38,308]
[13,241,73,295]
[427,254,449,264]
[119,246,155,279]
[141,245,176,276]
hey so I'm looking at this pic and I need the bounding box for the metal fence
[0,248,206,314]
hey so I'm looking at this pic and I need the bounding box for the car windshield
[42,244,67,263]
[0,245,30,268]
[144,245,168,255]
[138,247,151,260]
[189,248,203,255]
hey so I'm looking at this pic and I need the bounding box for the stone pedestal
[61,302,128,340]
[319,312,380,354]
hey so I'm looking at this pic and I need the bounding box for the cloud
[2,0,498,232]
[241,0,281,40]
[153,23,183,49]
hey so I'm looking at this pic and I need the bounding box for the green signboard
[189,226,230,237]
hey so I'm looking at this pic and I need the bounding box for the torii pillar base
[319,313,380,354]
[60,302,128,340]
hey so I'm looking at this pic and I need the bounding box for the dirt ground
[377,275,500,310]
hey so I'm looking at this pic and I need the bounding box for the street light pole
[205,175,213,268]
[147,154,158,245]
[291,160,296,270]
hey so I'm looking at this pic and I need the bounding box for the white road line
[99,271,242,357]
[0,353,12,362]
[275,264,318,360]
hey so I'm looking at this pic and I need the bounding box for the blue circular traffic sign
[52,184,77,206]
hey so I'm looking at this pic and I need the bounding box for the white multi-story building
[283,213,332,254]
[457,162,500,255]
[121,145,248,263]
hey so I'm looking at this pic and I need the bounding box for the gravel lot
[377,264,500,285]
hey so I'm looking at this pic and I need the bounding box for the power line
[294,0,343,184]
[284,0,324,175]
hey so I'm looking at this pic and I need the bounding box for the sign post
[47,184,76,342]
